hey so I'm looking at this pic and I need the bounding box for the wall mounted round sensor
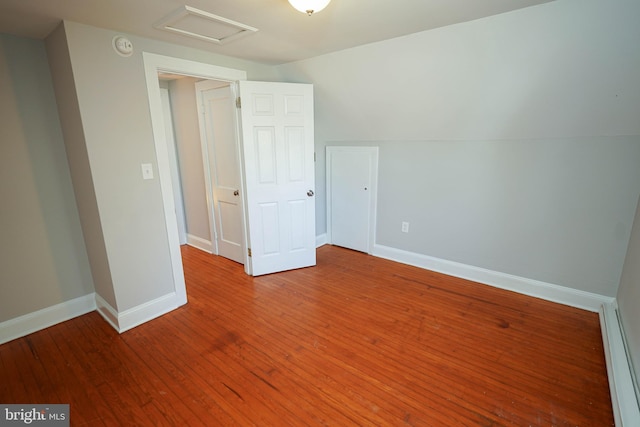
[112,36,133,57]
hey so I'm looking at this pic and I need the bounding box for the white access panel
[327,146,379,254]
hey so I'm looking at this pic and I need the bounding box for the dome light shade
[288,0,331,15]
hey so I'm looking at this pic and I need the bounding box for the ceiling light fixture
[288,0,331,16]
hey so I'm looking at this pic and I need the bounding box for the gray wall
[276,0,640,297]
[168,77,210,243]
[46,21,277,312]
[617,196,640,389]
[0,34,94,321]
[46,24,117,309]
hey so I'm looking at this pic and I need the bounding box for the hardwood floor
[1,245,613,426]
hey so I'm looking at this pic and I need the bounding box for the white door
[160,87,187,245]
[327,146,378,254]
[196,81,244,264]
[238,81,316,276]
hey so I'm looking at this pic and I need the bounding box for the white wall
[617,196,640,389]
[276,0,640,297]
[0,34,94,321]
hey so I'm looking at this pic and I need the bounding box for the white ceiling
[0,0,553,65]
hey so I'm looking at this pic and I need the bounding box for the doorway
[144,54,248,304]
[144,53,318,303]
[159,74,245,264]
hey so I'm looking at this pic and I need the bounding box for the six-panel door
[238,81,316,276]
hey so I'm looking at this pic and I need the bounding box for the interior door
[238,81,316,276]
[327,146,378,254]
[196,81,244,264]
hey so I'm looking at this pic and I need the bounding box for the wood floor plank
[19,332,66,404]
[72,315,190,427]
[231,276,580,426]
[0,245,613,426]
[170,285,457,425]
[0,340,32,403]
[197,277,494,425]
[45,320,121,426]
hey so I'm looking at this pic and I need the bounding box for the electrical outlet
[401,222,409,233]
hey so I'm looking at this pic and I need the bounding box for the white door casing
[238,81,316,276]
[326,146,379,254]
[196,81,244,264]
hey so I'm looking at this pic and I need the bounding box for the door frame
[326,146,379,255]
[143,53,251,303]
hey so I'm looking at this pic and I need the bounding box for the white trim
[372,244,613,312]
[0,294,96,344]
[187,234,213,253]
[95,293,119,331]
[143,52,248,309]
[143,52,247,82]
[117,293,181,333]
[316,233,328,248]
[600,302,640,427]
[95,292,183,333]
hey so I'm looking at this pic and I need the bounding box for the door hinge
[236,97,242,108]
[247,248,252,257]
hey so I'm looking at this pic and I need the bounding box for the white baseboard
[600,303,640,426]
[316,233,328,248]
[187,234,213,253]
[95,292,185,333]
[95,293,120,331]
[372,244,614,312]
[0,293,96,344]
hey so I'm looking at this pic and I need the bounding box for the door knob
[233,190,239,196]
[307,190,314,197]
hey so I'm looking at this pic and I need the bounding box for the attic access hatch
[155,5,258,45]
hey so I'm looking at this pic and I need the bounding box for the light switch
[141,163,154,180]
